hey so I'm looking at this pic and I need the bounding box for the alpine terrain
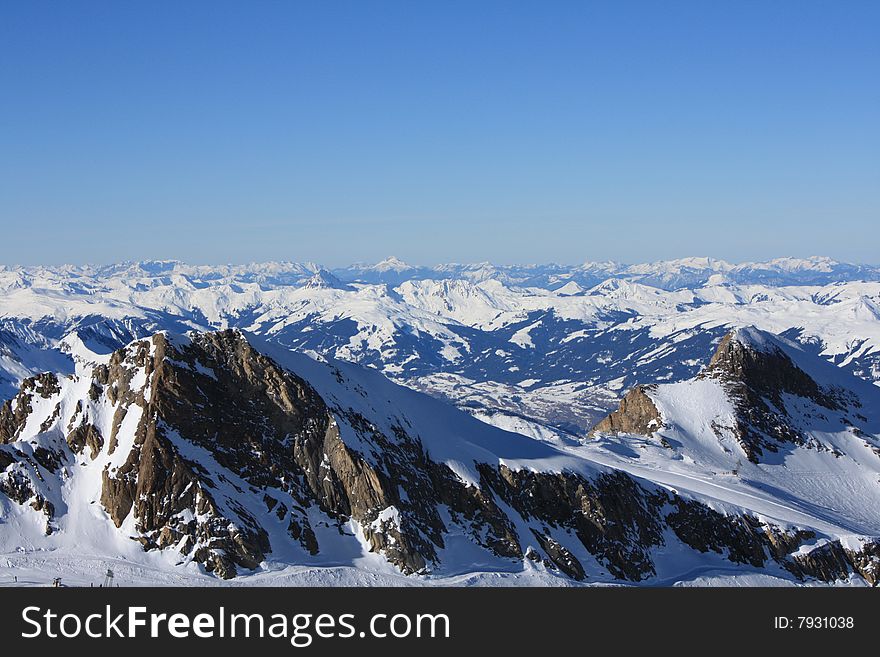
[1,257,880,586]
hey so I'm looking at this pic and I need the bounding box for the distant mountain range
[4,255,879,290]
[332,255,880,290]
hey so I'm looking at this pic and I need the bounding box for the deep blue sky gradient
[1,1,878,266]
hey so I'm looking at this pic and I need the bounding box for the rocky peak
[697,327,855,461]
[701,327,839,410]
[589,385,662,436]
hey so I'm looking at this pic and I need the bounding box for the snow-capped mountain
[3,255,876,294]
[1,257,879,441]
[583,327,880,584]
[3,328,879,585]
[337,255,878,290]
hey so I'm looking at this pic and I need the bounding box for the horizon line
[3,254,880,271]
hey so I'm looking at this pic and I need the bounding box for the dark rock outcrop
[665,498,769,567]
[843,540,880,585]
[0,447,14,471]
[0,372,62,443]
[480,465,663,580]
[785,541,851,583]
[0,447,55,532]
[529,529,586,580]
[589,385,662,436]
[703,331,841,410]
[698,330,849,461]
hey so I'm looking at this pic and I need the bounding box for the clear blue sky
[1,1,878,266]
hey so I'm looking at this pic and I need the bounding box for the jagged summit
[705,326,815,380]
[702,327,843,411]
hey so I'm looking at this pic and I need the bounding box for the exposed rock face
[786,542,852,583]
[589,385,662,436]
[0,445,56,534]
[842,540,880,585]
[66,421,103,460]
[0,330,530,578]
[781,539,880,585]
[480,466,663,580]
[779,539,877,585]
[704,331,840,409]
[1,328,878,585]
[589,327,868,463]
[0,372,62,443]
[699,329,856,462]
[666,498,774,567]
[0,375,64,534]
[529,529,586,581]
[90,330,456,577]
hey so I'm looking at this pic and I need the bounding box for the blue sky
[1,1,877,266]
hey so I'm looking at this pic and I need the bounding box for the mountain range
[1,257,880,586]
